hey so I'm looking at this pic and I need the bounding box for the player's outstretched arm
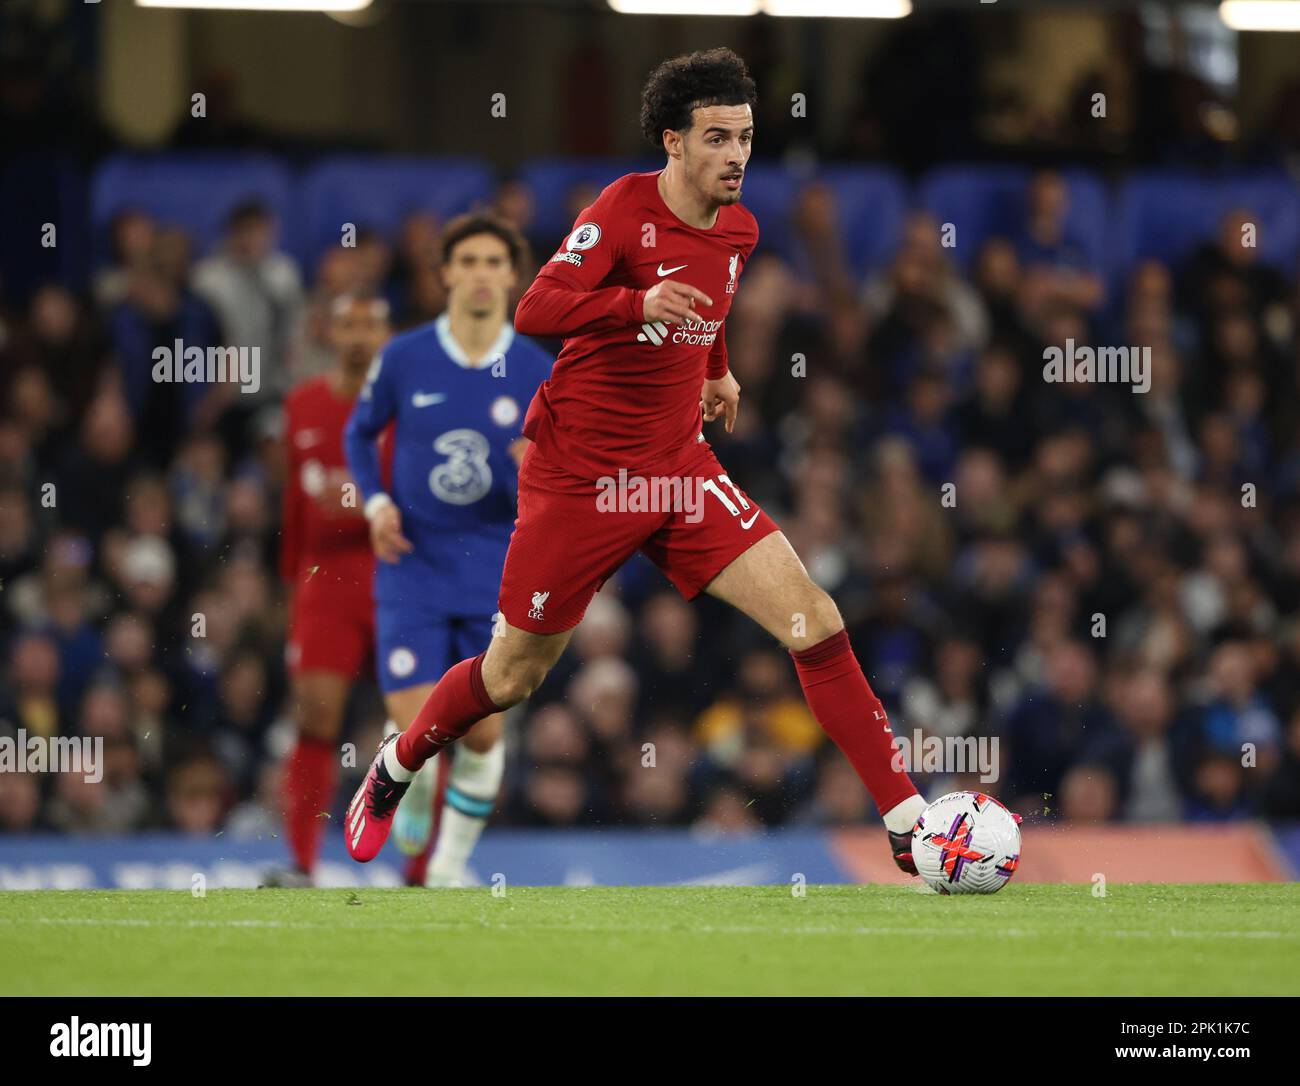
[643,279,713,326]
[514,275,645,338]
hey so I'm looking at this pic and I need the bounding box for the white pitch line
[0,917,1293,940]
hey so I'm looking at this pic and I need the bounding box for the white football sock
[428,739,504,883]
[382,731,414,783]
[882,793,926,835]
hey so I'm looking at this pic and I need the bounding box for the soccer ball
[911,791,1021,895]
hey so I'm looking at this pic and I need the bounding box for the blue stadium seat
[917,165,1110,275]
[91,153,293,266]
[816,165,907,278]
[1115,172,1300,281]
[1,153,89,300]
[298,155,495,266]
[735,163,906,279]
[517,156,658,242]
[732,160,799,260]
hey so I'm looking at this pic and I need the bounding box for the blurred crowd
[2,163,1300,842]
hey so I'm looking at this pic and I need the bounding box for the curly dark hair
[639,47,757,150]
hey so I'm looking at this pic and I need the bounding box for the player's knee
[794,588,843,647]
[491,671,541,707]
[293,685,345,741]
[487,658,551,707]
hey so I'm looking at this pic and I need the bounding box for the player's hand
[642,280,713,327]
[370,501,414,564]
[701,371,740,433]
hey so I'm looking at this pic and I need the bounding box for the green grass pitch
[2,884,1296,996]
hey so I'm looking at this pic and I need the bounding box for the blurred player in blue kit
[345,214,553,885]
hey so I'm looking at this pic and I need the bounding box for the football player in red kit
[274,293,391,884]
[345,48,927,873]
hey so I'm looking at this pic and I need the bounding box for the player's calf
[392,623,571,776]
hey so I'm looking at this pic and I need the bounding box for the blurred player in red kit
[273,293,391,884]
[346,48,927,873]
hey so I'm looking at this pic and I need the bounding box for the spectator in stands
[1003,640,1126,813]
[1060,763,1120,823]
[1110,668,1187,822]
[794,753,873,826]
[862,212,988,400]
[1178,208,1290,329]
[1261,708,1300,818]
[52,390,136,544]
[1192,641,1281,773]
[5,632,62,740]
[94,210,156,311]
[165,753,232,834]
[1015,171,1106,319]
[107,254,221,468]
[0,771,42,832]
[192,199,304,403]
[628,592,715,724]
[694,782,763,835]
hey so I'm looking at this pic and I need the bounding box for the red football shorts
[286,563,375,678]
[499,439,779,634]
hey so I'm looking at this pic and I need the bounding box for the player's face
[442,234,517,317]
[680,103,753,208]
[330,300,391,371]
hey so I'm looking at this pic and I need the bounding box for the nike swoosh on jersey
[656,263,688,276]
[740,510,760,530]
[411,392,447,408]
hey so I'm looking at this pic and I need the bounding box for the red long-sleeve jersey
[515,170,758,484]
[280,375,375,586]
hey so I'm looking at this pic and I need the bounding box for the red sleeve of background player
[514,184,644,338]
[278,397,304,584]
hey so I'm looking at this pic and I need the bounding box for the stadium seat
[0,153,89,300]
[90,153,293,266]
[916,165,1110,275]
[816,165,908,277]
[1115,172,1300,281]
[729,160,800,263]
[298,155,496,265]
[517,156,660,242]
[739,162,908,279]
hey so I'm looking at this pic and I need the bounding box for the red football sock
[283,735,337,874]
[790,629,918,817]
[395,653,501,772]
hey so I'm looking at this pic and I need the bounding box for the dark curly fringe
[639,47,758,150]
